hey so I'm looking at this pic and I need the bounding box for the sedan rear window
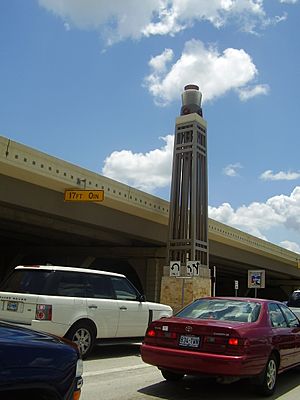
[176,299,261,323]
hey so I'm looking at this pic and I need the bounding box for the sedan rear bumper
[141,344,264,377]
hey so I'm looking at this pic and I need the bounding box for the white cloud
[208,202,284,239]
[102,135,173,193]
[38,0,164,44]
[38,0,292,43]
[237,84,270,101]
[260,170,300,181]
[279,0,298,4]
[144,40,263,105]
[280,240,300,253]
[149,49,174,73]
[223,163,243,177]
[147,0,267,35]
[208,186,300,242]
[267,187,300,232]
[63,22,71,31]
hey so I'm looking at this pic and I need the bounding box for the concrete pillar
[128,258,147,295]
[160,266,211,313]
[129,257,165,302]
[145,258,164,302]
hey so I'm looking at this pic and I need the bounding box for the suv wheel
[66,322,96,359]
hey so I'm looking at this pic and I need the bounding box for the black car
[0,321,83,400]
[287,290,300,307]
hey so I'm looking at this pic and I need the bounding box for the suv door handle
[119,306,127,310]
[88,305,98,309]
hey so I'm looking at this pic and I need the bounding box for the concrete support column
[129,257,165,302]
[145,258,164,302]
[160,266,211,313]
[128,258,147,295]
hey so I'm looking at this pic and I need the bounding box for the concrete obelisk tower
[160,85,210,311]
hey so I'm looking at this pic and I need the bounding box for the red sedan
[141,297,300,396]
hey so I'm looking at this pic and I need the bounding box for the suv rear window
[0,269,59,295]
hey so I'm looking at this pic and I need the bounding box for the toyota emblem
[185,325,192,333]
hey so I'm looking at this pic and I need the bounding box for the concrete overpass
[1,135,300,301]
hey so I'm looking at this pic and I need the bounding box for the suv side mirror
[138,294,146,302]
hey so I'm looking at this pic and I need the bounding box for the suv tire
[66,321,96,359]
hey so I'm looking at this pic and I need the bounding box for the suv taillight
[35,304,52,321]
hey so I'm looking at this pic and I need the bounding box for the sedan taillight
[228,337,239,346]
[35,304,52,320]
[147,329,156,337]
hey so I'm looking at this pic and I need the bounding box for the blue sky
[1,0,300,253]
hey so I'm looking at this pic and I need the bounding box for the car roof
[15,265,125,278]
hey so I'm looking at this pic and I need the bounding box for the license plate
[179,335,200,348]
[7,301,19,312]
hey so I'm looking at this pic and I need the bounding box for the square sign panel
[170,261,181,277]
[248,270,265,288]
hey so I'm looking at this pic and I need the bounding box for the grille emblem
[185,325,192,333]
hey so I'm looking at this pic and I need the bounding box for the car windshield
[175,299,261,323]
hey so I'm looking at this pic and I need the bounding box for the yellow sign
[64,189,104,202]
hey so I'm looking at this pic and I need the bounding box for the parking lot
[81,343,300,400]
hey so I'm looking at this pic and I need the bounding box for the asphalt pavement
[81,343,300,400]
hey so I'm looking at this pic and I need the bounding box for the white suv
[0,265,172,357]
